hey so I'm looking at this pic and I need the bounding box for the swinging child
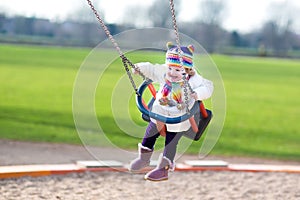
[85,0,214,182]
[129,42,214,181]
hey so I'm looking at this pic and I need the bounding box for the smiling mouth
[168,75,183,82]
[169,75,180,81]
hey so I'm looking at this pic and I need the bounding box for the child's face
[166,66,184,82]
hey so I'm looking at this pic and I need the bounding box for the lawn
[0,44,299,161]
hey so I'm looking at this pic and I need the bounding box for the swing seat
[136,80,200,124]
[142,102,212,141]
[136,80,212,141]
[183,108,212,141]
[142,112,151,122]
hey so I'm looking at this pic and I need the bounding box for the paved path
[1,139,299,166]
[0,139,198,166]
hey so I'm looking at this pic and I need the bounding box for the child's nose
[170,68,177,75]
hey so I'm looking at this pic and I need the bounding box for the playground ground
[0,139,299,200]
[1,139,300,166]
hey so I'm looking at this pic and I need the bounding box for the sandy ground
[0,140,300,200]
[1,171,299,200]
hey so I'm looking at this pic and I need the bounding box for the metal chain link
[86,0,147,95]
[87,0,192,101]
[169,0,195,113]
[86,0,122,56]
[181,76,189,112]
[169,0,182,60]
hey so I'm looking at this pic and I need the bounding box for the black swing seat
[141,103,212,141]
[183,108,212,141]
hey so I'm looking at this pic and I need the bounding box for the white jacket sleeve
[189,72,214,100]
[134,62,167,83]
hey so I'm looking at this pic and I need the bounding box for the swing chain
[181,76,189,113]
[86,0,123,56]
[121,55,146,96]
[169,0,182,61]
[169,0,195,113]
[86,0,146,95]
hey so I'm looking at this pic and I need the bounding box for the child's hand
[190,92,198,100]
[185,68,195,76]
[132,65,140,74]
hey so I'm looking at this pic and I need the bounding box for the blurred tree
[67,1,102,23]
[33,19,54,37]
[65,1,111,45]
[14,16,35,35]
[121,0,183,30]
[196,0,228,53]
[200,0,226,26]
[0,14,5,33]
[229,31,242,47]
[261,0,298,56]
[122,5,151,27]
[148,0,172,27]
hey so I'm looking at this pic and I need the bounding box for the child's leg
[129,121,160,172]
[156,120,166,137]
[163,132,184,163]
[142,121,160,150]
[144,132,183,181]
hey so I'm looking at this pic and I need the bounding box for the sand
[1,170,299,200]
[1,140,299,200]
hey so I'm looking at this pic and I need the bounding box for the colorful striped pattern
[166,46,194,68]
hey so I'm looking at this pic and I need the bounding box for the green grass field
[0,44,299,161]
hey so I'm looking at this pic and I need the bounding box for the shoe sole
[144,176,168,181]
[129,170,146,174]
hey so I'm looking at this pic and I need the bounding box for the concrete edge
[1,161,300,179]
